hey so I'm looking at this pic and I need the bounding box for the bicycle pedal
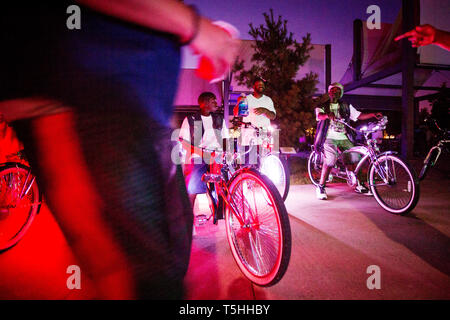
[202,174,222,183]
[194,214,208,226]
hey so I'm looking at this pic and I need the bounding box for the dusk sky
[185,0,402,83]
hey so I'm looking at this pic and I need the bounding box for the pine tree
[233,9,319,149]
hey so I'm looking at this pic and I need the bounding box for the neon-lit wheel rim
[0,166,40,251]
[260,154,288,200]
[308,151,322,186]
[225,171,287,285]
[370,155,419,214]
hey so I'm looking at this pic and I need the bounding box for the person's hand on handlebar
[373,112,383,120]
[317,111,336,121]
[327,112,336,121]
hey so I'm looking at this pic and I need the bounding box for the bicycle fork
[203,173,246,226]
[423,145,442,168]
[370,156,395,185]
[218,184,247,227]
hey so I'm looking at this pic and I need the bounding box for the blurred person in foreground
[0,0,239,299]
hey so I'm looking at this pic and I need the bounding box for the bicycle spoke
[248,230,264,274]
[257,226,280,259]
[233,187,278,229]
[233,181,255,222]
[0,165,40,251]
[371,156,416,213]
[384,157,396,183]
[249,180,259,223]
[234,177,271,225]
[226,180,248,226]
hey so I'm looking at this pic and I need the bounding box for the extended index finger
[395,30,416,41]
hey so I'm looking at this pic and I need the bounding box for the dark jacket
[313,101,355,151]
[187,112,224,147]
[186,112,225,163]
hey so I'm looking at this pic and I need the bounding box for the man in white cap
[314,82,382,200]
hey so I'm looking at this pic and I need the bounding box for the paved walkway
[184,161,450,299]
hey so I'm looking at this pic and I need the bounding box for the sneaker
[355,184,372,196]
[316,185,327,200]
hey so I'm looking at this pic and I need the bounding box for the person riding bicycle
[314,82,382,200]
[179,92,229,209]
[233,77,276,163]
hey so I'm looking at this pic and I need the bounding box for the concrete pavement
[184,160,450,299]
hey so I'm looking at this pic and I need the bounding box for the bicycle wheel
[225,169,291,286]
[307,150,323,186]
[259,154,290,201]
[369,155,419,214]
[0,164,41,252]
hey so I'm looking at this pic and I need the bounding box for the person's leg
[319,164,333,186]
[339,139,370,194]
[316,140,338,200]
[13,110,135,299]
[74,110,192,299]
[184,162,208,212]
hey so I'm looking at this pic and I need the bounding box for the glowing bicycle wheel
[260,153,290,201]
[225,169,291,286]
[369,155,419,214]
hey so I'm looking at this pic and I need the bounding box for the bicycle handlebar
[230,117,276,143]
[231,117,259,130]
[178,138,255,164]
[425,117,448,138]
[335,116,388,134]
[179,137,220,156]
